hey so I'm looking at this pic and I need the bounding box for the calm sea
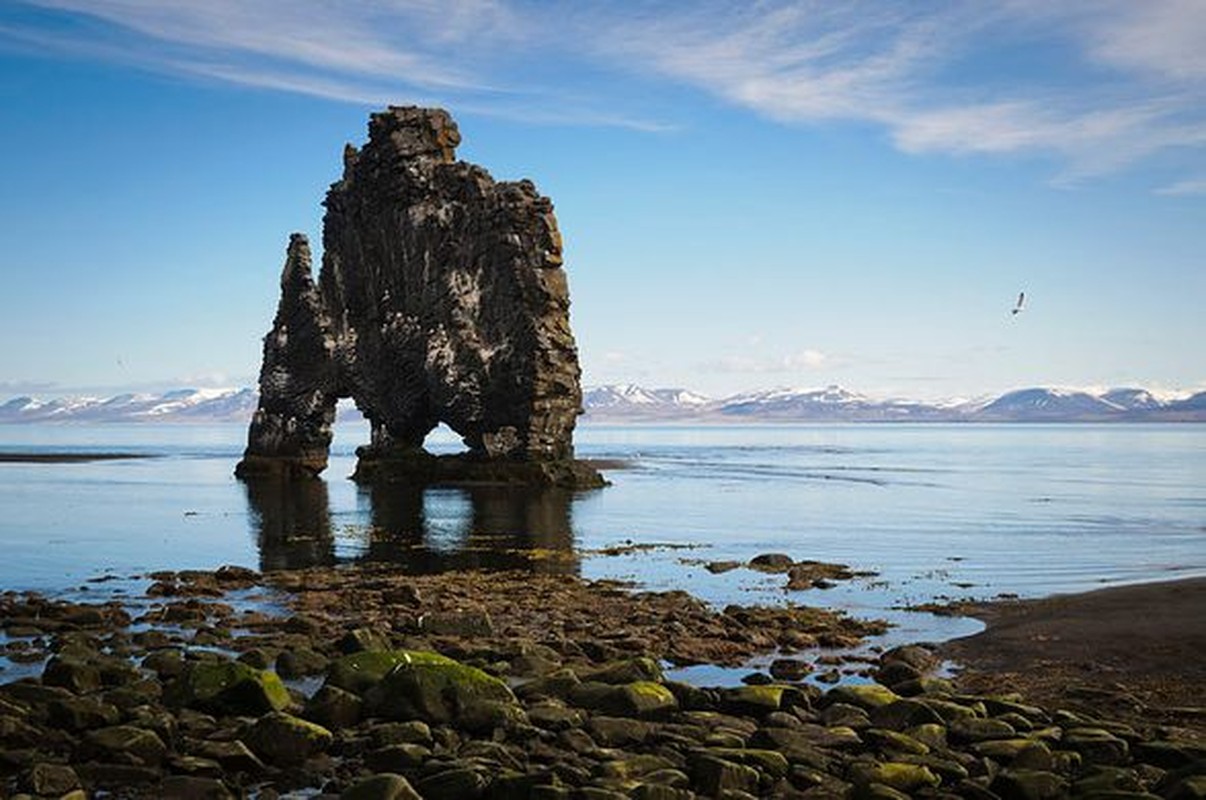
[1,422,1203,648]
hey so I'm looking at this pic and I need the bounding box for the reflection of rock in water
[243,478,335,571]
[363,484,578,575]
[245,478,578,574]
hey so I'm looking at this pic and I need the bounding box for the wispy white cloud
[1155,177,1206,196]
[4,0,1205,178]
[700,348,835,375]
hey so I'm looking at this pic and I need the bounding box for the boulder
[243,711,333,767]
[364,653,518,727]
[165,661,291,716]
[84,725,168,765]
[326,649,456,695]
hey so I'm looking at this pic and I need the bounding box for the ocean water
[0,422,1203,649]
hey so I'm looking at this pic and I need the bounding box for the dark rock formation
[236,107,601,488]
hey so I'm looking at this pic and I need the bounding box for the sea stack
[236,107,602,489]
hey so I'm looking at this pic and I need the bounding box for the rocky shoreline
[1,565,1203,799]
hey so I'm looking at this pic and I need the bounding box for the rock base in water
[350,448,606,490]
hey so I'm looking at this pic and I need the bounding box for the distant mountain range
[583,384,1206,422]
[2,384,1204,424]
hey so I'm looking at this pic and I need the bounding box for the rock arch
[235,107,601,488]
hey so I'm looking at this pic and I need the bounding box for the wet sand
[940,576,1206,729]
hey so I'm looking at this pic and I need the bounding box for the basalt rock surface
[236,107,601,488]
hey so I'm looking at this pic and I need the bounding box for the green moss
[723,684,787,713]
[245,712,334,767]
[702,748,790,778]
[826,684,900,711]
[851,761,940,791]
[366,656,517,726]
[166,661,290,716]
[864,728,931,755]
[325,649,456,695]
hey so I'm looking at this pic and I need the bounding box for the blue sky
[1,1,1203,401]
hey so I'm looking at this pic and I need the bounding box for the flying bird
[1011,292,1025,315]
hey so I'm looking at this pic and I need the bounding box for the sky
[0,1,1203,402]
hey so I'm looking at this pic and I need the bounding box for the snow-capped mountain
[581,385,710,417]
[580,384,1205,422]
[2,384,1203,424]
[974,388,1123,420]
[0,388,258,423]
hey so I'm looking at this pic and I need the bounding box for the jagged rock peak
[236,107,601,489]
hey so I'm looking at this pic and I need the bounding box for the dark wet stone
[237,647,276,670]
[214,565,260,584]
[42,655,102,694]
[143,649,186,679]
[950,716,1019,743]
[587,715,650,747]
[277,646,331,679]
[340,772,423,800]
[84,724,168,765]
[1134,739,1206,770]
[168,755,225,778]
[990,768,1068,799]
[369,720,433,748]
[20,762,81,795]
[749,553,795,572]
[303,684,363,730]
[415,765,490,798]
[244,711,334,767]
[527,703,585,731]
[161,775,237,800]
[47,694,121,731]
[705,561,742,574]
[75,761,162,787]
[690,754,761,796]
[1064,728,1131,766]
[585,658,664,685]
[869,698,946,731]
[190,739,266,773]
[338,627,393,654]
[0,714,45,749]
[365,743,431,771]
[418,611,495,638]
[769,658,812,682]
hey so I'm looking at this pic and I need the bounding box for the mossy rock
[863,728,931,755]
[569,681,678,719]
[823,684,901,711]
[364,655,517,727]
[244,711,333,767]
[164,661,290,716]
[849,761,940,792]
[721,684,787,715]
[700,748,790,779]
[1064,728,1130,766]
[326,649,457,696]
[595,754,676,780]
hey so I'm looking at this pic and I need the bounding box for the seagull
[1011,292,1025,316]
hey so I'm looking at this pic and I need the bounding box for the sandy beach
[940,576,1206,732]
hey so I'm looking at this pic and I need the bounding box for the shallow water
[0,422,1203,648]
